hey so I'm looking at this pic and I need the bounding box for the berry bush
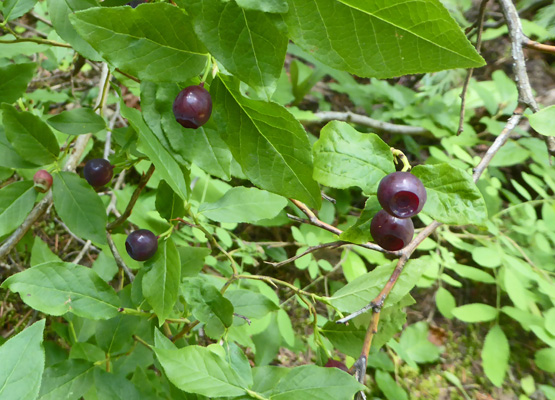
[1,0,555,399]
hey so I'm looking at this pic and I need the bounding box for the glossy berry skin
[125,229,158,261]
[324,359,349,372]
[33,170,53,193]
[370,210,414,251]
[377,171,426,218]
[172,85,212,129]
[83,159,113,187]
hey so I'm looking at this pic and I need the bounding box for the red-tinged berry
[377,171,426,218]
[370,209,414,251]
[33,170,53,193]
[324,359,349,372]
[172,85,212,129]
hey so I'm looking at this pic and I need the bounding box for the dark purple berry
[125,229,158,261]
[370,209,414,251]
[126,0,146,7]
[33,170,53,193]
[83,158,113,187]
[324,359,349,372]
[172,85,212,129]
[377,172,426,218]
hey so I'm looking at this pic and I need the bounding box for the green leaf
[95,315,139,355]
[341,250,367,282]
[38,359,95,400]
[284,0,484,78]
[155,180,186,221]
[47,108,106,135]
[0,62,36,103]
[2,0,38,21]
[0,181,37,237]
[154,346,247,397]
[31,236,61,267]
[93,368,143,400]
[143,238,181,325]
[140,81,233,180]
[471,246,501,268]
[0,320,45,400]
[412,163,487,225]
[313,121,394,194]
[235,0,288,13]
[270,364,365,400]
[482,325,509,387]
[225,342,253,389]
[225,289,279,320]
[320,321,366,359]
[121,104,189,201]
[199,187,288,223]
[2,103,60,165]
[399,321,441,364]
[528,105,555,136]
[183,278,234,329]
[435,287,456,319]
[545,308,555,336]
[190,0,288,98]
[48,0,102,61]
[52,171,108,245]
[0,123,38,169]
[179,246,210,278]
[70,3,209,82]
[1,261,120,319]
[451,263,495,283]
[535,348,555,373]
[375,370,408,400]
[329,258,427,312]
[451,303,498,323]
[212,74,321,208]
[339,196,381,244]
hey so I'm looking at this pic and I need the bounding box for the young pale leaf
[0,62,36,103]
[143,238,181,325]
[154,346,247,397]
[0,181,37,237]
[2,0,38,21]
[121,104,189,201]
[38,359,95,400]
[199,187,288,223]
[52,171,108,245]
[451,303,498,323]
[482,325,509,387]
[375,370,408,400]
[189,0,287,99]
[270,365,365,400]
[235,0,288,13]
[412,163,488,226]
[0,320,45,400]
[225,289,279,320]
[435,287,456,319]
[2,103,60,165]
[399,322,441,364]
[48,0,102,61]
[535,348,555,373]
[313,121,394,194]
[155,180,186,221]
[1,262,120,319]
[528,105,555,136]
[70,3,209,82]
[330,258,427,312]
[47,108,106,135]
[285,0,484,78]
[212,74,321,209]
[140,81,233,180]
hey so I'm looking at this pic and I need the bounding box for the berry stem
[390,147,411,171]
[200,55,212,83]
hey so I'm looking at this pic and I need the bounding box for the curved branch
[307,111,430,136]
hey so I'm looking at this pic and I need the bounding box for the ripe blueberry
[126,0,146,7]
[370,209,414,251]
[33,170,53,193]
[83,159,113,187]
[125,229,158,261]
[324,359,349,372]
[172,85,212,129]
[377,171,426,218]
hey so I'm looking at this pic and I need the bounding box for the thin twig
[458,0,489,135]
[522,38,555,55]
[106,232,134,282]
[0,37,72,48]
[307,111,430,136]
[264,241,346,268]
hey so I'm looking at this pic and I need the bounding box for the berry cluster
[371,171,426,251]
